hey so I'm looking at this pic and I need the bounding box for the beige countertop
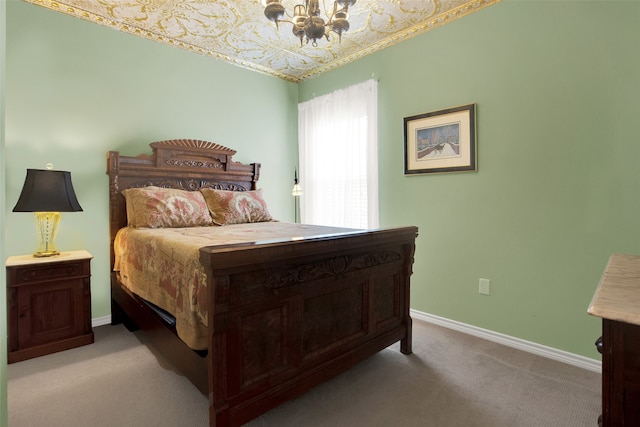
[6,249,93,267]
[588,253,640,325]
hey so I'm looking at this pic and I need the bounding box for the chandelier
[263,0,357,47]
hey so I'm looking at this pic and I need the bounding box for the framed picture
[404,103,476,175]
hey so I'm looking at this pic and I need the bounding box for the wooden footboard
[200,226,418,426]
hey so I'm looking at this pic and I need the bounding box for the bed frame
[107,139,418,426]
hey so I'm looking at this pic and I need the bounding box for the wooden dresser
[588,253,640,426]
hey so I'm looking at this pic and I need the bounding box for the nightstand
[6,250,94,363]
[589,253,640,426]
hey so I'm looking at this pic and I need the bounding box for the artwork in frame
[404,103,477,175]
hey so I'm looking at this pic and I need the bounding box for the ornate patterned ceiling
[25,0,499,82]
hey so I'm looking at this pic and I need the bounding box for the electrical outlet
[479,278,490,295]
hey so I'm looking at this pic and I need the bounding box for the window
[298,79,378,229]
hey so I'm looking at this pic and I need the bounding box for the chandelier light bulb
[337,0,356,8]
[263,0,285,28]
[330,10,349,41]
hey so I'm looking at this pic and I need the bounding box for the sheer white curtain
[298,79,378,229]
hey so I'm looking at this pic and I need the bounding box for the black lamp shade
[12,169,83,212]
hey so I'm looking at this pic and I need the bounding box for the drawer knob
[595,336,603,354]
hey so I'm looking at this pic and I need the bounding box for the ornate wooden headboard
[106,139,261,268]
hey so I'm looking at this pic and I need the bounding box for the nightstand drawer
[7,260,89,286]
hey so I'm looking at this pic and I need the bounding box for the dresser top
[5,250,93,267]
[588,253,640,325]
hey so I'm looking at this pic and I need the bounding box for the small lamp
[292,169,303,223]
[292,169,303,197]
[12,166,83,257]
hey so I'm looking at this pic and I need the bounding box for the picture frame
[404,103,476,175]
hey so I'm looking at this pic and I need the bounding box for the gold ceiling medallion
[263,0,356,47]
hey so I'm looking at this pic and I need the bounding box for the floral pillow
[200,188,273,225]
[122,186,213,228]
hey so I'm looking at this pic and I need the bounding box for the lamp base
[33,211,61,257]
[33,250,61,258]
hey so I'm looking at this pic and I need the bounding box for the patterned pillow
[122,186,213,228]
[200,188,273,225]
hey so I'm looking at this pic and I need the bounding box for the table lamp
[12,166,83,257]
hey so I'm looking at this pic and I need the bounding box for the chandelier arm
[322,0,332,18]
[277,19,296,26]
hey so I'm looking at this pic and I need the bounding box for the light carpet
[8,319,601,426]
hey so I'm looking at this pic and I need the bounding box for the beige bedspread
[114,221,357,350]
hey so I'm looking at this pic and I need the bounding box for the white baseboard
[410,309,601,373]
[92,315,112,328]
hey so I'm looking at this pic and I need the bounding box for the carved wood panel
[303,283,367,356]
[374,273,400,328]
[239,305,289,387]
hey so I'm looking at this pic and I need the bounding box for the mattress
[113,221,357,350]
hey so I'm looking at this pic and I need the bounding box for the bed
[107,139,418,426]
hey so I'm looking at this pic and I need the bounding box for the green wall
[301,0,640,359]
[1,2,6,425]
